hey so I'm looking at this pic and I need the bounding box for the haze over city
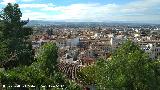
[0,0,160,23]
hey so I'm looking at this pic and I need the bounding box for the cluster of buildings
[31,24,160,89]
[31,24,160,67]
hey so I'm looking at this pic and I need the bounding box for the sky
[0,0,160,23]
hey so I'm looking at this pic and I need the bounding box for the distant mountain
[27,20,65,26]
[27,20,160,26]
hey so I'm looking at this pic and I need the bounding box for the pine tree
[0,3,33,69]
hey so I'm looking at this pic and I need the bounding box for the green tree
[0,3,33,69]
[0,43,82,90]
[0,21,9,67]
[36,43,58,75]
[79,40,160,89]
[78,64,96,85]
[35,42,81,89]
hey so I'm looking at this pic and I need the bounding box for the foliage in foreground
[0,43,82,90]
[78,40,160,90]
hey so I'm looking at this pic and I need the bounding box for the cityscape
[0,0,160,90]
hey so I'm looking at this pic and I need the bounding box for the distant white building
[140,43,160,59]
[110,35,125,51]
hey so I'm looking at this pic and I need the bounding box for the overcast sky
[0,0,160,23]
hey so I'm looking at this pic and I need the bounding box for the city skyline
[0,0,160,23]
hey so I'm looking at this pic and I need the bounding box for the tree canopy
[0,42,82,90]
[78,40,160,89]
[0,3,33,69]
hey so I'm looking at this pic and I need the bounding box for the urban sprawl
[31,23,160,81]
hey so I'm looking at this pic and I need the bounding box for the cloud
[0,0,16,5]
[20,0,160,22]
[22,11,52,20]
[21,0,35,2]
[35,3,118,21]
[19,3,55,9]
